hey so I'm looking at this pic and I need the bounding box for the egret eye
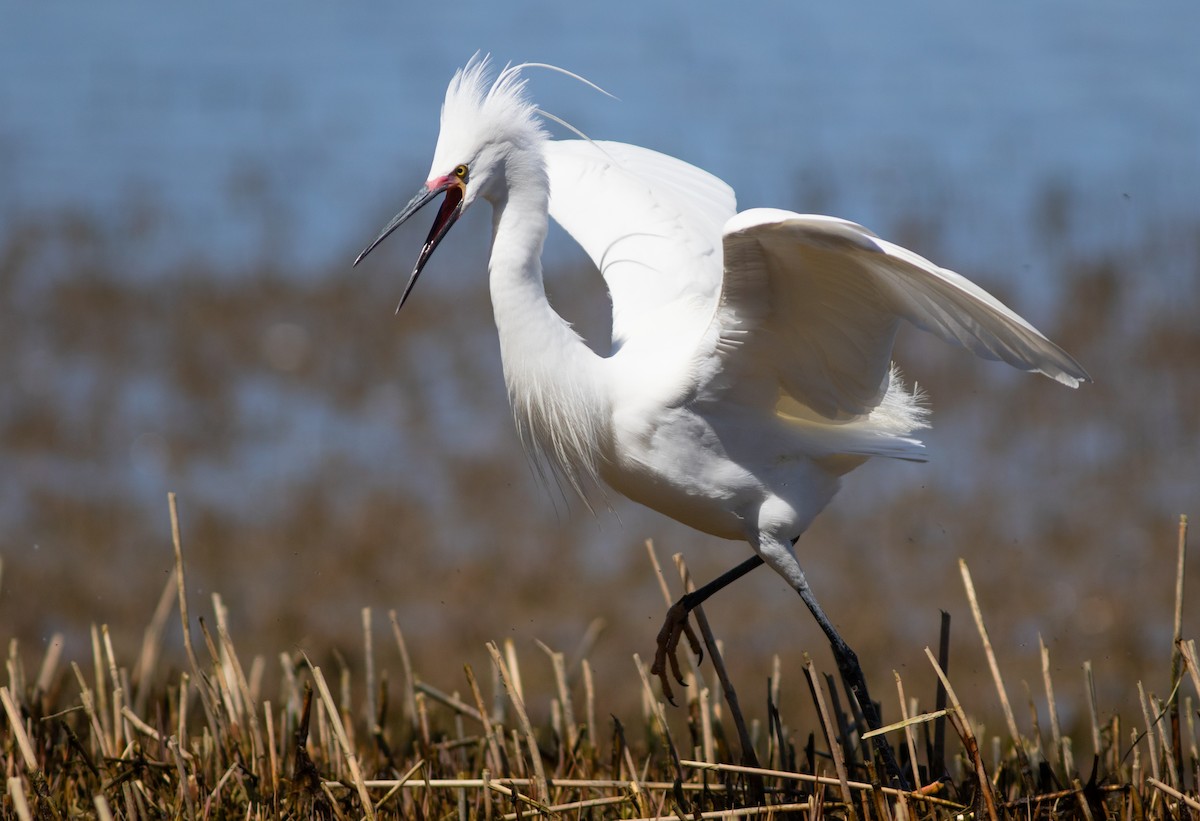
[453,164,469,180]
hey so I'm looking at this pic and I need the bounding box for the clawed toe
[650,601,704,705]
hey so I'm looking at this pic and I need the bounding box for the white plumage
[542,137,1086,539]
[355,57,1089,780]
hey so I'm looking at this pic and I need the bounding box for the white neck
[486,162,608,497]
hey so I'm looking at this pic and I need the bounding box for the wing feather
[544,143,1088,424]
[717,209,1091,419]
[544,140,736,351]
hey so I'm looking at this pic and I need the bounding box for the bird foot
[650,600,704,706]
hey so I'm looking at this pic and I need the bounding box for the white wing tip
[1049,369,1091,389]
[1039,351,1091,389]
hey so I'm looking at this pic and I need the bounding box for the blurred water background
[2,1,1198,727]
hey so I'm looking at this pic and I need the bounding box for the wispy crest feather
[438,55,546,152]
[438,55,612,166]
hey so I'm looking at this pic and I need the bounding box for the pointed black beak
[354,176,465,313]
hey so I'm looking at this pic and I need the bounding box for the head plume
[430,55,545,176]
[430,55,613,181]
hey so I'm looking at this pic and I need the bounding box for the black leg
[649,544,909,789]
[794,575,909,790]
[682,555,766,612]
[651,555,765,703]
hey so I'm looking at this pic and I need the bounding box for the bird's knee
[748,536,810,594]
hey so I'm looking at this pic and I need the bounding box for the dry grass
[1,497,1196,819]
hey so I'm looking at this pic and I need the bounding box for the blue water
[1,1,1196,286]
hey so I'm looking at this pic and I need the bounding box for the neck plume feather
[488,170,608,503]
[504,340,608,501]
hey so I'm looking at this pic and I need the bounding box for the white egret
[354,57,1089,783]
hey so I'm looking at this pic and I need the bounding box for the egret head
[354,56,547,312]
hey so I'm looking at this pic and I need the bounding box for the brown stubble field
[2,182,1199,816]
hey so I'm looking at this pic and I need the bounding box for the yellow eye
[453,164,468,179]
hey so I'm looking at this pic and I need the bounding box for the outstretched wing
[714,209,1091,420]
[544,139,736,352]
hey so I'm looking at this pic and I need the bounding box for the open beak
[354,175,465,313]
